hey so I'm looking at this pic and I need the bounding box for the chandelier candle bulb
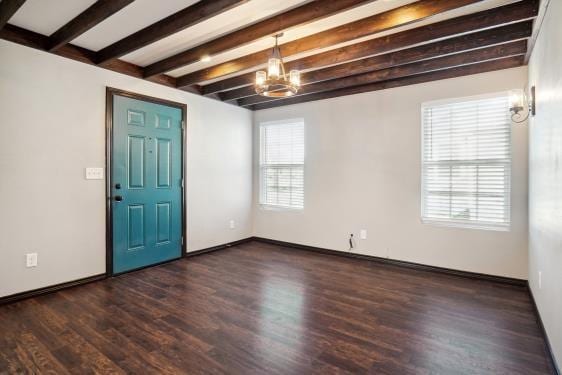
[256,71,267,87]
[508,87,535,123]
[290,70,301,87]
[268,58,281,79]
[509,89,525,111]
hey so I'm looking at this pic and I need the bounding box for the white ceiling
[9,0,98,35]
[74,0,202,51]
[8,0,521,82]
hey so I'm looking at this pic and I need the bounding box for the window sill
[421,218,510,232]
[259,204,304,212]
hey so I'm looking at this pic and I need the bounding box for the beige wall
[0,41,253,298]
[0,37,535,301]
[253,66,529,279]
[528,0,562,367]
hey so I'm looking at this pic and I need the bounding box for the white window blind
[259,120,304,209]
[421,94,511,230]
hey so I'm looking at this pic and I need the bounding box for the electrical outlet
[538,271,542,289]
[229,220,235,229]
[85,167,104,180]
[26,253,37,268]
[360,229,367,240]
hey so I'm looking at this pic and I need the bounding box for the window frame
[258,118,305,211]
[420,92,512,231]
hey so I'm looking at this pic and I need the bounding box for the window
[259,119,304,209]
[421,93,511,230]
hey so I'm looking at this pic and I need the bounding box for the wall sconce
[509,86,536,123]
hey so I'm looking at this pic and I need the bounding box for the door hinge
[181,236,184,245]
[181,178,184,188]
[181,121,185,129]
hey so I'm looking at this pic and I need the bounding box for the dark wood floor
[0,241,554,374]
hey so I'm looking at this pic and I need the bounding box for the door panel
[156,138,171,188]
[112,94,183,274]
[128,135,145,189]
[156,202,171,244]
[128,204,145,250]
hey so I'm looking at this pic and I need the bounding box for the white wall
[528,0,562,367]
[0,41,253,298]
[253,66,529,279]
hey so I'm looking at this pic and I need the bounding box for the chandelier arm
[511,111,530,123]
[280,57,287,80]
[255,78,298,97]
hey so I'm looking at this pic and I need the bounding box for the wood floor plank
[0,241,555,374]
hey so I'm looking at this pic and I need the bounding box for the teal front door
[111,93,183,274]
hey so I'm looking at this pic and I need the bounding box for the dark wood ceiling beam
[0,23,47,49]
[48,0,134,52]
[0,0,26,30]
[240,41,527,107]
[177,0,487,88]
[251,56,525,111]
[223,21,533,101]
[201,0,539,95]
[143,0,380,78]
[95,0,249,65]
[0,24,201,93]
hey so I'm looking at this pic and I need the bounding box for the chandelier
[255,34,300,97]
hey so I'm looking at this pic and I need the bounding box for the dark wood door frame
[105,87,187,276]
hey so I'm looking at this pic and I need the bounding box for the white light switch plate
[26,253,37,268]
[85,167,104,180]
[360,229,367,240]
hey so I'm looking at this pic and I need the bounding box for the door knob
[115,196,123,202]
